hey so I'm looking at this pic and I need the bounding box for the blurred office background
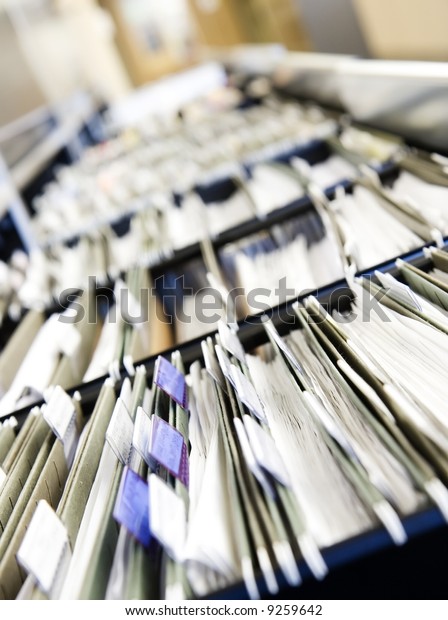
[1,0,448,127]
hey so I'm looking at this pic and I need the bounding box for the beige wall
[188,0,247,47]
[100,0,189,86]
[0,12,46,127]
[297,0,369,56]
[11,0,132,105]
[0,0,132,129]
[354,0,448,60]
[189,0,311,50]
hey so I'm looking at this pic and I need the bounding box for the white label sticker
[17,500,71,597]
[230,367,267,423]
[106,398,134,465]
[218,321,246,364]
[133,407,151,463]
[243,415,290,487]
[43,386,75,440]
[43,386,78,465]
[148,474,186,562]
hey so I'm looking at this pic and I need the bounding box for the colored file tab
[179,442,189,489]
[149,416,189,487]
[113,467,151,548]
[154,356,189,410]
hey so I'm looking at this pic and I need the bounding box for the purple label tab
[154,356,189,410]
[179,442,189,488]
[149,417,189,487]
[113,468,151,547]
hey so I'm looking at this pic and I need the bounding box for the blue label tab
[179,442,189,489]
[149,416,189,487]
[154,356,189,410]
[113,468,151,547]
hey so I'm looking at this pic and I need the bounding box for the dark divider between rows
[3,235,445,430]
[206,505,446,600]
